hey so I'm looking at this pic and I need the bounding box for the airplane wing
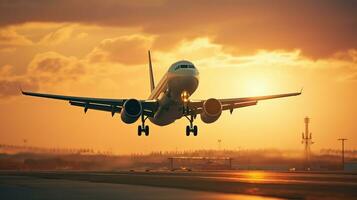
[188,90,301,115]
[22,91,158,117]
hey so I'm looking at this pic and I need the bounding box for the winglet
[300,87,304,94]
[19,85,24,95]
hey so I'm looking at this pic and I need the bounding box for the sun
[244,76,272,96]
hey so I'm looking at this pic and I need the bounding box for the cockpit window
[174,64,195,70]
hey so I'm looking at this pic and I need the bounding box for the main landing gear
[185,115,198,136]
[138,115,149,136]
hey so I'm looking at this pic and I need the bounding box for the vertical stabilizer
[148,50,155,92]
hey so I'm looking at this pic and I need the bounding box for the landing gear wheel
[186,126,190,136]
[138,115,150,136]
[138,125,142,136]
[185,115,199,136]
[144,125,149,136]
[193,125,198,136]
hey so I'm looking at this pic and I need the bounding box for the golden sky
[0,0,356,153]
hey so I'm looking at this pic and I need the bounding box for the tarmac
[1,170,357,199]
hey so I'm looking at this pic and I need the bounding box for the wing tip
[20,89,32,96]
[299,87,304,95]
[18,85,25,95]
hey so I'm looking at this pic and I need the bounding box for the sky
[0,0,356,154]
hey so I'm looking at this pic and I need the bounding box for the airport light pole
[302,117,313,170]
[338,138,347,170]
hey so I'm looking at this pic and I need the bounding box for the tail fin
[148,50,155,92]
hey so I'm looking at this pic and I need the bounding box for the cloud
[333,49,357,63]
[87,35,153,65]
[0,52,85,98]
[0,33,154,99]
[1,0,357,58]
[1,35,357,99]
[28,51,85,82]
[0,78,38,98]
[0,64,15,76]
[0,65,38,98]
[0,28,33,46]
[38,25,75,45]
[76,32,88,39]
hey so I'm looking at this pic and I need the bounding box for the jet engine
[200,98,222,123]
[121,99,142,124]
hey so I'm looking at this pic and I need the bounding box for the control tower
[302,116,313,170]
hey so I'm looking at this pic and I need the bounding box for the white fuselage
[148,60,199,126]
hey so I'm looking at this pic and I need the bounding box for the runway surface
[1,170,356,199]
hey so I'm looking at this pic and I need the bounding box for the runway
[1,170,356,199]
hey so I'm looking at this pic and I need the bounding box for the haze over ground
[0,0,356,154]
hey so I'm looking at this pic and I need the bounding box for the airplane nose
[168,74,199,98]
[183,68,199,76]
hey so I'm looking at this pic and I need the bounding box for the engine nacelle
[121,99,142,124]
[200,98,222,123]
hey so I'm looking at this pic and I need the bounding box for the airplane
[22,51,301,136]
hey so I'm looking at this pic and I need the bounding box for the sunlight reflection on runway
[0,175,284,200]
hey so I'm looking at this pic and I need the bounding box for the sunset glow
[0,0,356,154]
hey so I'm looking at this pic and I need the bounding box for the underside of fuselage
[149,60,199,126]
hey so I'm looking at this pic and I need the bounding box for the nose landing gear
[185,115,198,136]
